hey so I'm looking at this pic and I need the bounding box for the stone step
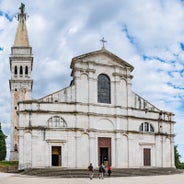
[20,168,183,178]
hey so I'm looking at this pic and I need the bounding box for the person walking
[99,163,105,179]
[88,163,94,180]
[107,165,112,176]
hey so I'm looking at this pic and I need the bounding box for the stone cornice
[112,72,133,79]
[18,126,175,138]
[17,109,175,124]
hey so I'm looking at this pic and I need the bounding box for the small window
[139,122,154,132]
[25,66,28,75]
[14,66,17,75]
[20,66,23,76]
[14,144,18,151]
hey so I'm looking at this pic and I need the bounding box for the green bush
[0,161,18,166]
[177,162,184,169]
[0,123,7,161]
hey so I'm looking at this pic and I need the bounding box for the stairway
[20,167,183,178]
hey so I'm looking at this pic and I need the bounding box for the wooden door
[144,148,151,166]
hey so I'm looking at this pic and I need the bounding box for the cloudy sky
[0,0,184,161]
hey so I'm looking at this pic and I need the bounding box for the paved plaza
[0,172,184,184]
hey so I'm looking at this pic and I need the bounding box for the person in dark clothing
[107,165,112,176]
[88,163,94,180]
[99,163,105,179]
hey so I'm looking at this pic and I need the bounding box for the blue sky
[0,0,184,161]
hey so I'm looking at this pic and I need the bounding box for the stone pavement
[0,172,184,184]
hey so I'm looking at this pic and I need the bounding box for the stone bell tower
[9,4,33,161]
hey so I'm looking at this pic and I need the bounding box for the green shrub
[0,161,18,166]
[0,123,7,161]
[177,162,184,169]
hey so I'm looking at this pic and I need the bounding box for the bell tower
[9,3,33,161]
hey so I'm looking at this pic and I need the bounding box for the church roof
[13,4,30,47]
[71,48,134,71]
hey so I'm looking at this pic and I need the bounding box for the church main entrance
[100,147,108,164]
[52,146,61,166]
[98,137,111,166]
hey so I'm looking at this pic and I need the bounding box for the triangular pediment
[71,48,134,71]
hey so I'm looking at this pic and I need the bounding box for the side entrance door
[144,148,151,166]
[52,146,61,166]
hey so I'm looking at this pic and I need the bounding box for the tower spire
[14,3,30,47]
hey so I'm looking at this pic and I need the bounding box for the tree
[174,145,181,168]
[0,123,7,161]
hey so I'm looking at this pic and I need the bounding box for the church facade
[10,5,175,170]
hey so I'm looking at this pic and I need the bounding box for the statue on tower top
[19,3,25,15]
[17,3,28,22]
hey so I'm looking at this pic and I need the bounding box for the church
[9,5,175,170]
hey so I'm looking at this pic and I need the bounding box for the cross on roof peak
[100,37,107,49]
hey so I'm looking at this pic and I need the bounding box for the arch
[139,122,154,132]
[97,74,111,103]
[78,131,90,138]
[47,116,67,128]
[77,133,89,167]
[95,118,114,130]
[80,73,89,103]
[24,132,32,167]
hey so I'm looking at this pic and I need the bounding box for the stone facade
[17,49,175,169]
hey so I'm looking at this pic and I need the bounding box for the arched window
[14,66,17,75]
[97,74,111,103]
[47,116,67,128]
[139,122,154,132]
[20,66,23,76]
[25,66,28,75]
